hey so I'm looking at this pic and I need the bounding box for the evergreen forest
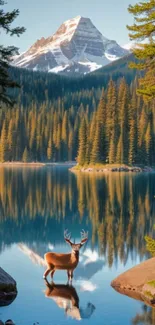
[0,65,154,165]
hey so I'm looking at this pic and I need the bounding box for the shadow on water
[44,279,95,321]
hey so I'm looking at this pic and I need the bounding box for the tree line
[0,77,155,164]
[0,84,102,162]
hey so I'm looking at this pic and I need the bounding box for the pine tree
[62,111,68,160]
[0,121,8,162]
[68,127,74,161]
[106,80,117,163]
[116,79,130,164]
[109,137,116,164]
[56,123,62,161]
[89,112,97,157]
[127,0,155,100]
[77,118,87,166]
[47,137,53,161]
[85,123,91,164]
[73,115,79,160]
[90,121,102,164]
[96,90,107,162]
[22,147,29,162]
[116,134,123,164]
[128,92,138,164]
[0,0,25,105]
[138,104,148,163]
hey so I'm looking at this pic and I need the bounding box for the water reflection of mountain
[0,167,155,266]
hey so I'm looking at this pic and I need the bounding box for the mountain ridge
[13,16,129,76]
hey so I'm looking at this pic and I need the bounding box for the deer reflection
[43,230,88,284]
[44,279,95,321]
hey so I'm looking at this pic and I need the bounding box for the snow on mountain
[13,16,129,76]
[122,42,141,51]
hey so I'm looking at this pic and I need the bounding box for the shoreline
[0,162,154,172]
[0,162,45,167]
[0,162,76,168]
[70,164,155,173]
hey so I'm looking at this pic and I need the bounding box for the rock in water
[0,321,15,325]
[111,257,155,307]
[0,268,17,307]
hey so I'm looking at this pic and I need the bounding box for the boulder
[111,257,155,307]
[0,268,17,307]
[0,320,15,325]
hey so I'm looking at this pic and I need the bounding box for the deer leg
[67,270,70,285]
[67,271,72,285]
[70,271,74,285]
[67,270,72,285]
[50,269,55,282]
[43,267,51,279]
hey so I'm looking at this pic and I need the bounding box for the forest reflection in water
[0,166,155,268]
[132,305,155,325]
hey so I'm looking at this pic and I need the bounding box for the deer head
[64,230,88,252]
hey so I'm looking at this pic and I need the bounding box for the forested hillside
[0,68,154,165]
[9,53,137,105]
[0,53,153,164]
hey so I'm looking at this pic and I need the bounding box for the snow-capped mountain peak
[13,16,129,76]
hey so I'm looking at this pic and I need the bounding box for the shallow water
[0,166,155,325]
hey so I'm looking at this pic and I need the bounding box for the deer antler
[80,229,88,245]
[64,229,72,244]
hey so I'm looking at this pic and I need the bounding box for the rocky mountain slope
[13,16,129,75]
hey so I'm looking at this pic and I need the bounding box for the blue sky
[2,0,137,53]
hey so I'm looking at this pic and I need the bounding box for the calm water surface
[0,166,155,325]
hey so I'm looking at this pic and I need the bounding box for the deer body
[43,230,88,283]
[44,251,79,270]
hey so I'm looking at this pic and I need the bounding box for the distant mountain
[122,42,138,51]
[13,16,129,76]
[90,52,135,75]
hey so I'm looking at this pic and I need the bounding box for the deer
[43,230,88,283]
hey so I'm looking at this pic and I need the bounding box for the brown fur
[43,250,80,281]
[43,231,88,282]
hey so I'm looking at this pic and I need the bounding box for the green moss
[145,236,155,256]
[147,280,155,288]
[144,290,153,298]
